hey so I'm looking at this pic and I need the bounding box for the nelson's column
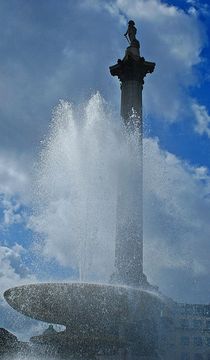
[110,20,155,287]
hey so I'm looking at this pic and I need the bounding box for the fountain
[4,21,162,359]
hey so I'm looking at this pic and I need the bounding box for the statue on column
[124,20,137,44]
[124,20,140,59]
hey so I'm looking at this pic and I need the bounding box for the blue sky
[1,0,210,338]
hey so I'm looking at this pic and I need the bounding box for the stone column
[110,44,155,287]
[121,80,142,127]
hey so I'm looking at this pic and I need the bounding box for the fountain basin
[4,282,162,357]
[4,282,160,327]
[4,283,131,327]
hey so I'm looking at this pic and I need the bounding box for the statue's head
[128,20,135,26]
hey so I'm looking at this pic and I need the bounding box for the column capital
[110,55,155,83]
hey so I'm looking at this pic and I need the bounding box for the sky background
[1,0,210,339]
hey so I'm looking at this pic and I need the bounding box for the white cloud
[186,0,209,16]
[0,244,36,296]
[0,154,28,196]
[1,197,24,226]
[194,165,209,180]
[143,137,210,283]
[0,153,30,229]
[193,102,210,137]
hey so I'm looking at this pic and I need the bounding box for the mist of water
[30,93,141,283]
[27,91,209,300]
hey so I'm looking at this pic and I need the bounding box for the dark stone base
[30,331,122,359]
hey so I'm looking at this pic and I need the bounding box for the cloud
[193,102,210,138]
[1,197,22,226]
[0,153,28,196]
[194,165,209,180]
[0,244,36,295]
[143,137,210,301]
[0,152,31,230]
[186,0,209,16]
